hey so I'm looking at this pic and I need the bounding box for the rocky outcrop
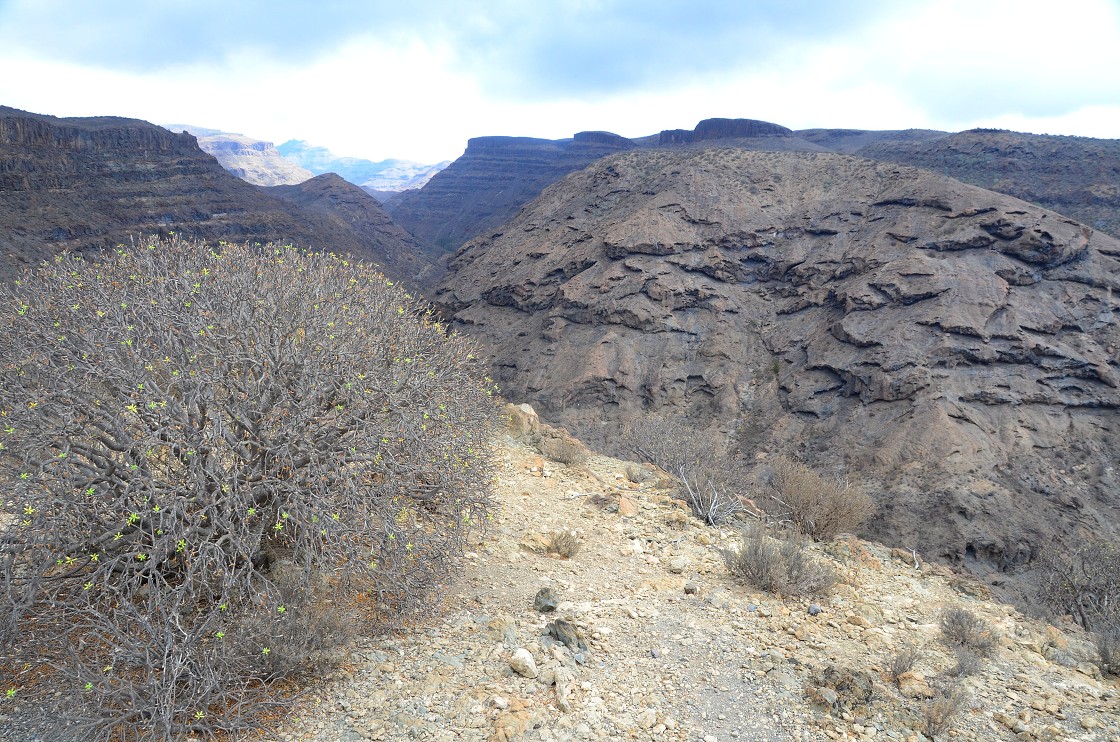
[852,129,1120,241]
[435,147,1120,576]
[0,107,432,285]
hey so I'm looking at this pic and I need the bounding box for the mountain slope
[853,129,1120,240]
[0,107,430,284]
[266,173,437,286]
[435,147,1120,575]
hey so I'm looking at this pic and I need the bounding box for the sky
[1,0,1118,164]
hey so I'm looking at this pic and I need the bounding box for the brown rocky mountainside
[386,132,638,257]
[852,129,1120,241]
[266,173,437,286]
[0,107,431,285]
[435,148,1120,580]
[389,119,1119,268]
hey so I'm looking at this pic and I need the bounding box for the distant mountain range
[275,140,450,196]
[163,125,450,195]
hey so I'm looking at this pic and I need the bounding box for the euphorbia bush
[0,237,499,739]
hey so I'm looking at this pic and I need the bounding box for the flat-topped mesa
[659,117,794,145]
[0,106,194,157]
[572,131,636,148]
[465,136,564,152]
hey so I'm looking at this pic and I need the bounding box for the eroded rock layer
[436,148,1120,573]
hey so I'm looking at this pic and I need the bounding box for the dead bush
[764,457,874,540]
[1037,538,1120,674]
[623,417,750,526]
[887,642,922,685]
[538,433,589,467]
[946,647,982,678]
[923,681,969,740]
[938,607,998,658]
[545,530,581,559]
[721,522,837,598]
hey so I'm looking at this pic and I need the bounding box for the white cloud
[1,0,1118,162]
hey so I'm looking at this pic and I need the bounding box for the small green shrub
[938,607,998,658]
[721,522,837,597]
[0,237,500,739]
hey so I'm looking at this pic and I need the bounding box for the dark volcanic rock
[693,117,794,140]
[266,173,436,286]
[853,129,1120,241]
[0,107,431,285]
[386,132,636,257]
[435,147,1120,575]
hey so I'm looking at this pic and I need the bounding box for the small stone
[1080,717,1098,730]
[492,695,509,709]
[509,648,538,678]
[808,603,822,616]
[618,495,639,517]
[546,619,587,651]
[651,648,661,658]
[668,556,689,574]
[534,587,559,613]
[684,581,700,595]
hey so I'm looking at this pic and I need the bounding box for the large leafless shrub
[0,238,499,739]
[1037,539,1120,674]
[624,417,750,526]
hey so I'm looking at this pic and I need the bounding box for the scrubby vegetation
[721,522,837,597]
[763,456,874,541]
[0,238,499,739]
[938,607,999,659]
[624,417,749,526]
[1037,538,1120,675]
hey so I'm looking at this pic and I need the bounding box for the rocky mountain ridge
[389,118,1119,260]
[0,107,431,285]
[434,147,1120,579]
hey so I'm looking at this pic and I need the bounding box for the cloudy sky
[1,0,1118,164]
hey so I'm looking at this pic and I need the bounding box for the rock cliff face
[386,133,637,257]
[852,129,1120,241]
[435,148,1120,574]
[0,107,431,285]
